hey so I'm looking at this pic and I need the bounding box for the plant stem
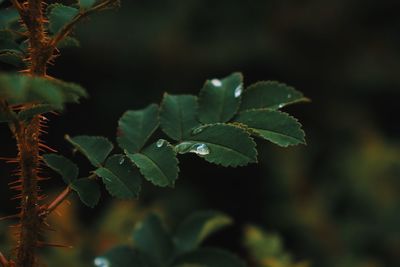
[14,116,42,267]
[9,1,48,266]
[45,186,72,215]
[23,0,51,76]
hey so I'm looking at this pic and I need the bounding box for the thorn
[38,143,57,152]
[0,214,20,221]
[36,241,73,249]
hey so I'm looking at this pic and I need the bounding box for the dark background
[1,0,400,266]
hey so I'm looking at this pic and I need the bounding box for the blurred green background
[1,0,400,266]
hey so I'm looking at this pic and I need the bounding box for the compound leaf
[239,81,308,111]
[95,154,142,199]
[175,123,257,167]
[172,248,247,267]
[43,153,78,184]
[66,135,113,167]
[174,211,233,254]
[160,94,200,141]
[132,214,174,265]
[70,178,101,208]
[198,73,243,124]
[117,104,159,153]
[47,4,79,34]
[234,109,305,147]
[127,140,179,187]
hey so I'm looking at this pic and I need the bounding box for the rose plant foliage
[0,0,308,266]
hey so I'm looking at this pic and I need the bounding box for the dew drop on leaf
[234,84,243,98]
[156,139,166,148]
[119,157,125,165]
[211,79,222,87]
[190,143,210,155]
[94,257,110,267]
[278,104,285,108]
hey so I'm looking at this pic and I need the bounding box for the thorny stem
[14,116,42,267]
[9,0,47,266]
[3,1,118,266]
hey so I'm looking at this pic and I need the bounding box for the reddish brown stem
[45,186,72,215]
[14,116,42,267]
[41,173,97,218]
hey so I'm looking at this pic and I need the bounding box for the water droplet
[287,94,292,99]
[234,84,243,98]
[278,104,285,108]
[191,127,203,135]
[94,257,110,267]
[119,157,125,165]
[211,79,222,87]
[190,143,210,156]
[156,139,166,148]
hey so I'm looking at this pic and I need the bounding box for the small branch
[40,173,98,218]
[46,186,72,215]
[0,214,20,221]
[49,0,119,48]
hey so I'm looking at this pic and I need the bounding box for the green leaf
[47,4,79,34]
[0,9,19,29]
[175,123,257,167]
[132,214,174,265]
[50,78,88,103]
[198,73,243,124]
[17,104,57,121]
[127,140,179,187]
[79,0,97,9]
[234,109,305,147]
[0,50,25,67]
[174,211,233,254]
[0,30,20,51]
[43,154,79,184]
[117,104,159,153]
[172,248,247,267]
[57,36,80,49]
[65,135,113,167]
[70,178,101,208]
[95,154,142,199]
[239,81,309,111]
[0,74,87,108]
[160,94,200,141]
[96,245,157,267]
